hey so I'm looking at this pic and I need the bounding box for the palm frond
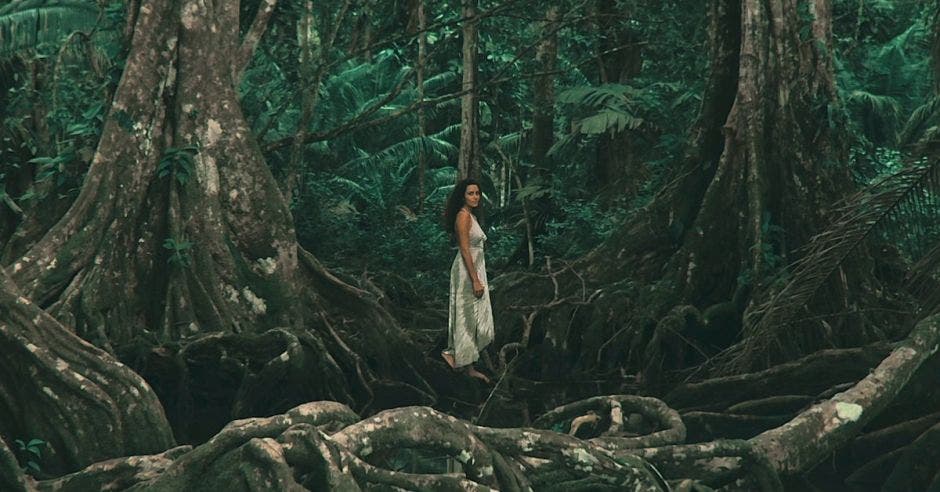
[421,71,457,94]
[738,159,940,363]
[546,131,580,159]
[327,175,381,208]
[342,135,457,174]
[429,123,461,141]
[0,0,99,56]
[845,90,900,119]
[486,130,525,152]
[575,108,643,134]
[557,83,637,109]
[900,95,940,146]
[425,168,458,204]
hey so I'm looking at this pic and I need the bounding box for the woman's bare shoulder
[456,210,472,229]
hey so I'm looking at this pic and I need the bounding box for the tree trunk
[676,0,845,306]
[490,0,852,380]
[0,268,174,476]
[0,0,429,456]
[532,6,558,178]
[1,0,304,346]
[594,0,645,198]
[458,0,481,180]
[416,0,428,212]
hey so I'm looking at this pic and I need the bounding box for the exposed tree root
[0,268,174,476]
[2,312,936,491]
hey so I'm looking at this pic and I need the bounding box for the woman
[442,178,494,384]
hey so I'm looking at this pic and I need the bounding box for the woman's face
[464,184,481,208]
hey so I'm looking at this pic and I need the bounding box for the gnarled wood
[0,268,174,476]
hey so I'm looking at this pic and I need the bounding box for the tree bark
[9,313,938,491]
[0,0,430,463]
[594,0,645,198]
[416,0,428,212]
[750,313,940,474]
[2,0,302,345]
[532,6,558,178]
[458,0,481,180]
[676,0,845,306]
[0,268,174,476]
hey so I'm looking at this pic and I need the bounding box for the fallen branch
[749,314,940,474]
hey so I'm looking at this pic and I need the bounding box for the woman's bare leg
[466,366,491,384]
[441,351,457,369]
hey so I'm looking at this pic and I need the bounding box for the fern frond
[328,175,382,207]
[845,90,900,118]
[546,131,580,158]
[900,95,940,146]
[430,123,461,141]
[486,130,525,153]
[342,135,457,173]
[421,71,457,94]
[558,83,637,109]
[575,108,643,134]
[739,159,940,362]
[0,0,99,56]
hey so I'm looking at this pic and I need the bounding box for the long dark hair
[443,178,482,237]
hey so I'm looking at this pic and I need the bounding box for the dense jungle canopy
[1,0,940,490]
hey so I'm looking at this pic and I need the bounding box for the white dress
[446,211,495,367]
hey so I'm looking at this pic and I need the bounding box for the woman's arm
[456,211,485,298]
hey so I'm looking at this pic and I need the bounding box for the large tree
[3,0,302,341]
[0,0,429,471]
[493,0,851,380]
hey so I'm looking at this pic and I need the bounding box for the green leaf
[0,0,100,56]
[558,84,637,108]
[576,109,643,135]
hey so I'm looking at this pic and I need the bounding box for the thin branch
[236,0,278,83]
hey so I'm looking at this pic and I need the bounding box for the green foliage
[163,237,193,268]
[13,96,106,201]
[158,146,198,185]
[557,84,645,135]
[0,0,99,56]
[13,437,45,476]
[835,2,931,148]
[540,197,623,259]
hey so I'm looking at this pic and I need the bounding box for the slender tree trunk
[594,0,644,197]
[348,0,376,61]
[532,7,558,178]
[234,0,278,84]
[458,0,481,180]
[506,5,560,267]
[284,0,354,205]
[416,0,428,212]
